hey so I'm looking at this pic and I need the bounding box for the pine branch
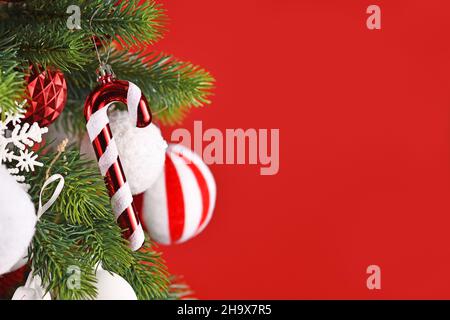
[1,0,213,301]
[125,241,170,300]
[112,51,215,125]
[86,0,166,47]
[168,275,196,300]
[13,25,92,72]
[1,0,211,126]
[62,49,214,135]
[27,150,109,226]
[0,35,25,116]
[25,148,169,300]
[31,216,98,300]
[1,0,166,48]
[80,219,135,276]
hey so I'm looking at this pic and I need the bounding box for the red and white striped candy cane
[84,72,152,251]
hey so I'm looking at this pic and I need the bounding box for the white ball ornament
[12,274,51,300]
[0,166,36,275]
[94,265,137,300]
[87,109,167,195]
[7,256,29,273]
[140,144,216,245]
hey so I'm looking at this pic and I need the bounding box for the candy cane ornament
[84,67,151,251]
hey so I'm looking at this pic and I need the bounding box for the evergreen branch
[31,216,98,300]
[112,51,215,125]
[168,275,196,300]
[13,25,92,72]
[25,148,170,300]
[1,0,213,301]
[0,35,25,115]
[87,0,166,47]
[79,218,135,276]
[63,49,215,132]
[125,240,169,300]
[1,0,166,47]
[27,151,109,226]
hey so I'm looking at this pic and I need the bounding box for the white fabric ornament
[140,144,216,245]
[94,264,137,300]
[82,110,167,195]
[11,273,51,300]
[0,166,36,275]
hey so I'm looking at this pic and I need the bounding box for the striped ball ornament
[140,144,216,245]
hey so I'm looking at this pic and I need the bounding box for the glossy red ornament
[84,67,152,251]
[23,67,67,127]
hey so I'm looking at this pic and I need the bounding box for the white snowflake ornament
[0,101,48,187]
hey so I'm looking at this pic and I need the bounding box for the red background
[149,0,450,299]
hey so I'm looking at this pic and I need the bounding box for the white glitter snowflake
[0,101,48,188]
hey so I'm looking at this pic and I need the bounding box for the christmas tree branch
[125,241,170,300]
[0,0,213,301]
[168,275,195,300]
[112,51,215,125]
[26,148,169,300]
[86,0,166,47]
[0,0,165,72]
[6,24,92,72]
[31,216,98,300]
[0,36,25,116]
[62,49,214,135]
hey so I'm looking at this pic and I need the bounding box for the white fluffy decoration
[8,255,28,273]
[107,110,167,195]
[80,110,167,194]
[12,274,51,300]
[94,265,137,300]
[0,165,36,275]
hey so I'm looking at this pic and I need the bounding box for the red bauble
[23,67,67,127]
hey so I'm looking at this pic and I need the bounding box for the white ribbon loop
[12,174,65,300]
[37,173,65,220]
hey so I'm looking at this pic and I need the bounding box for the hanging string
[89,3,115,69]
[89,5,103,66]
[37,174,65,220]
